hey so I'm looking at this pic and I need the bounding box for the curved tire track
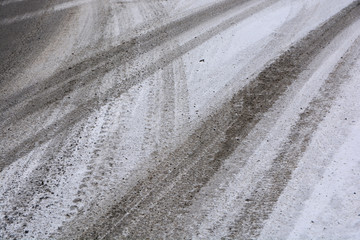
[227,35,360,239]
[64,1,360,239]
[0,0,279,172]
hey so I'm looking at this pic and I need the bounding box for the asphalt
[0,0,68,84]
[1,0,360,239]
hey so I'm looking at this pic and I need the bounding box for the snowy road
[1,0,360,239]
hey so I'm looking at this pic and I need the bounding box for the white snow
[289,124,360,239]
[259,35,360,240]
[1,0,360,238]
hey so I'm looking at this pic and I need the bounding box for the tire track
[178,2,350,235]
[227,35,360,240]
[73,1,360,239]
[43,2,180,238]
[0,0,251,115]
[184,11,360,237]
[0,121,84,239]
[158,64,176,152]
[0,0,279,172]
[172,57,191,140]
[1,1,170,236]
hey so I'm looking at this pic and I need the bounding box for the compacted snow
[1,0,360,239]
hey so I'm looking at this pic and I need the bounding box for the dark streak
[66,1,360,239]
[1,0,276,171]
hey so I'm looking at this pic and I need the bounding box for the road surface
[1,0,360,239]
